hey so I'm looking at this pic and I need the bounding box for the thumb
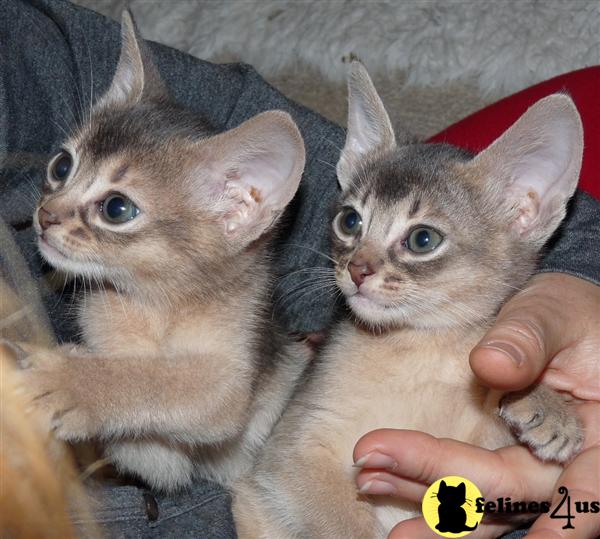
[470,274,569,391]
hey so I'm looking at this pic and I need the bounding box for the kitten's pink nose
[348,261,375,288]
[38,206,61,230]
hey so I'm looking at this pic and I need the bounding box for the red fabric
[428,67,600,201]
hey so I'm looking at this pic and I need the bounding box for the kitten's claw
[2,342,92,438]
[500,385,583,463]
[19,368,92,440]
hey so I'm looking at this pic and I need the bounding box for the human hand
[354,273,600,538]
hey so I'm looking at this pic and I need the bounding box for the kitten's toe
[514,415,582,463]
[500,386,583,463]
[499,393,544,428]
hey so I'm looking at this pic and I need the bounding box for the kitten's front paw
[14,345,94,441]
[500,385,583,463]
[20,368,93,441]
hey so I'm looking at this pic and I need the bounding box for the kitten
[232,63,584,538]
[15,11,310,491]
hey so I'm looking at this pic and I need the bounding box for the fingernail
[480,341,524,365]
[359,479,397,496]
[353,451,397,469]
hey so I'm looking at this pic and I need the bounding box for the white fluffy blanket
[77,0,599,97]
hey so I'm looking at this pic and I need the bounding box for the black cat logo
[435,480,478,533]
[422,475,484,536]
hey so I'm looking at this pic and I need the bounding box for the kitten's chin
[346,293,406,328]
[38,236,104,278]
[348,292,485,331]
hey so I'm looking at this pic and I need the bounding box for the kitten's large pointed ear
[471,94,583,245]
[337,62,403,189]
[200,111,305,247]
[96,10,167,108]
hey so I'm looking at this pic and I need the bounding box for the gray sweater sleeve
[1,0,598,338]
[538,191,600,285]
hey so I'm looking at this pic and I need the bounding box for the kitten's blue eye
[50,151,72,181]
[406,227,443,253]
[101,193,140,224]
[337,207,362,237]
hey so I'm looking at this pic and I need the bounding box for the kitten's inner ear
[471,94,583,245]
[337,62,407,189]
[97,10,166,108]
[199,111,305,247]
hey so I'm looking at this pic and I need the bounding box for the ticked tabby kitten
[232,63,584,538]
[16,12,310,491]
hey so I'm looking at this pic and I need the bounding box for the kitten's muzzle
[348,261,375,287]
[38,206,61,230]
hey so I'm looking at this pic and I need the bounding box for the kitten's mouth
[38,234,70,263]
[38,235,117,284]
[337,276,395,314]
[349,289,386,308]
[38,234,101,277]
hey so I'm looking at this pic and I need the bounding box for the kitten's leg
[232,477,280,539]
[234,442,383,539]
[13,342,253,444]
[107,440,195,492]
[500,384,583,462]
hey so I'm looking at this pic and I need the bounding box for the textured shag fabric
[74,0,599,98]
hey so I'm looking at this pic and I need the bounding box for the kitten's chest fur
[302,321,512,461]
[245,321,514,537]
[81,289,254,361]
[77,285,309,488]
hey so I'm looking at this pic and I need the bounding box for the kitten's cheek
[38,235,67,263]
[33,214,42,235]
[336,276,357,297]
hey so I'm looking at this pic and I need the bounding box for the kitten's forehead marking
[361,193,425,246]
[111,163,130,183]
[52,156,134,213]
[408,197,421,218]
[349,142,476,245]
[78,103,214,164]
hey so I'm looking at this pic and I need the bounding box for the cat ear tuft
[97,10,167,108]
[473,94,583,245]
[337,62,401,189]
[200,111,305,247]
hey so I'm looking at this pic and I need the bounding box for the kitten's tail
[464,523,479,531]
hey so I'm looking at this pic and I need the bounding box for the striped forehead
[60,153,131,202]
[361,192,425,244]
[74,102,214,162]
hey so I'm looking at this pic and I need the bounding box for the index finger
[353,429,561,502]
